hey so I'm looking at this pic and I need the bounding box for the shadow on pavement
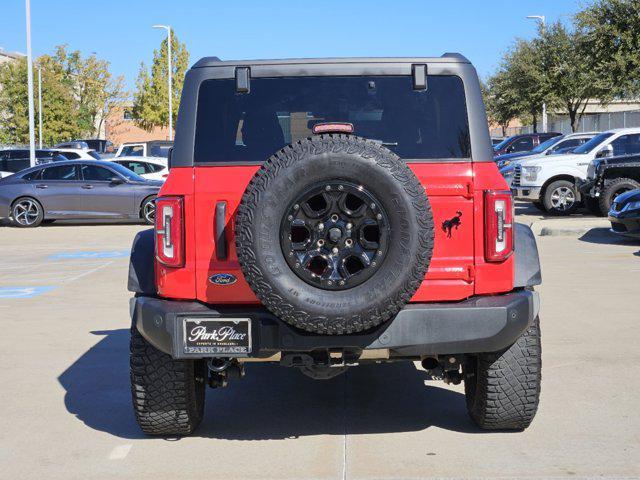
[59,329,485,441]
[578,227,640,246]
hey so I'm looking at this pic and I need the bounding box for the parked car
[127,54,543,436]
[577,152,640,215]
[0,149,68,178]
[494,132,596,169]
[109,156,169,181]
[509,128,640,215]
[0,160,161,227]
[50,148,101,160]
[54,141,89,149]
[71,139,114,153]
[608,188,640,238]
[115,140,173,159]
[492,132,561,157]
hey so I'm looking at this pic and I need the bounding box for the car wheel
[464,316,542,430]
[140,196,157,225]
[130,323,206,435]
[11,197,44,228]
[542,180,579,215]
[599,178,640,216]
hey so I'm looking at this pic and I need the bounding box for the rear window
[194,75,471,163]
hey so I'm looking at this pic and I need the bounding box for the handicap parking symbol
[49,250,129,260]
[0,286,56,299]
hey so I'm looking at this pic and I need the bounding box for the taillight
[484,190,514,262]
[155,196,184,267]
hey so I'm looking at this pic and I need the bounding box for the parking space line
[108,444,132,460]
[61,261,115,283]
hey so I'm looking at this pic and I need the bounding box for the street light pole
[526,15,547,133]
[38,66,43,149]
[152,25,173,141]
[25,0,36,166]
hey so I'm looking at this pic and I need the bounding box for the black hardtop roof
[192,53,470,69]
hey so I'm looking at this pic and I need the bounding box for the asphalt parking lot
[1,206,639,480]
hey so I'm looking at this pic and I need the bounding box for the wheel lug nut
[328,280,333,285]
[346,223,352,230]
[325,185,331,191]
[295,263,300,268]
[331,214,339,222]
[345,239,353,247]
[376,213,382,220]
[318,223,324,230]
[372,261,377,266]
[317,240,325,247]
[339,280,345,286]
[338,185,344,191]
[332,247,339,254]
[370,203,376,209]
[287,215,293,221]
[293,204,299,210]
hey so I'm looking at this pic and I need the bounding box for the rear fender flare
[128,228,156,295]
[514,223,542,287]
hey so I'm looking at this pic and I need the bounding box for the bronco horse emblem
[442,211,462,238]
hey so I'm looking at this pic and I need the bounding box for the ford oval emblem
[209,273,237,286]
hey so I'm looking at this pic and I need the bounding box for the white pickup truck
[504,128,640,215]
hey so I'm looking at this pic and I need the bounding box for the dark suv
[127,55,543,436]
[492,132,561,157]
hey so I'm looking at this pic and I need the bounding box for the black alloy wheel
[281,181,389,290]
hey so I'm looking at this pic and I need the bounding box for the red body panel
[156,161,514,303]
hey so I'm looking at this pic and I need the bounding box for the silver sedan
[0,160,162,227]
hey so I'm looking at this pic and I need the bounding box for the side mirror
[505,145,514,153]
[596,144,613,158]
[110,176,124,185]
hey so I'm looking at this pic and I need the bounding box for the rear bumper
[131,290,540,359]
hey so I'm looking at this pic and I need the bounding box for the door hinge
[464,182,474,199]
[465,265,475,283]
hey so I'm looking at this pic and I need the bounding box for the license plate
[183,318,251,355]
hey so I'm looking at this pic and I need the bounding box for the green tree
[576,0,640,97]
[483,71,521,137]
[537,21,608,132]
[0,45,127,145]
[132,31,189,131]
[0,58,30,145]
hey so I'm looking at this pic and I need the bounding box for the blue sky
[2,0,582,90]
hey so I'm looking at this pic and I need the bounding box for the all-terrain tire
[130,324,206,435]
[235,134,434,335]
[599,177,640,215]
[464,316,542,430]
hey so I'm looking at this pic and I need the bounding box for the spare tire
[235,135,434,334]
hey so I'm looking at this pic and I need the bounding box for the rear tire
[10,197,44,227]
[599,178,640,216]
[464,316,541,430]
[130,324,206,436]
[542,180,578,215]
[140,195,157,225]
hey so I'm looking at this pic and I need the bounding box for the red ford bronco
[128,55,542,435]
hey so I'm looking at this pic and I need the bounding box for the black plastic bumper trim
[131,290,539,359]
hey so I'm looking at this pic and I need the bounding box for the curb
[529,219,610,237]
